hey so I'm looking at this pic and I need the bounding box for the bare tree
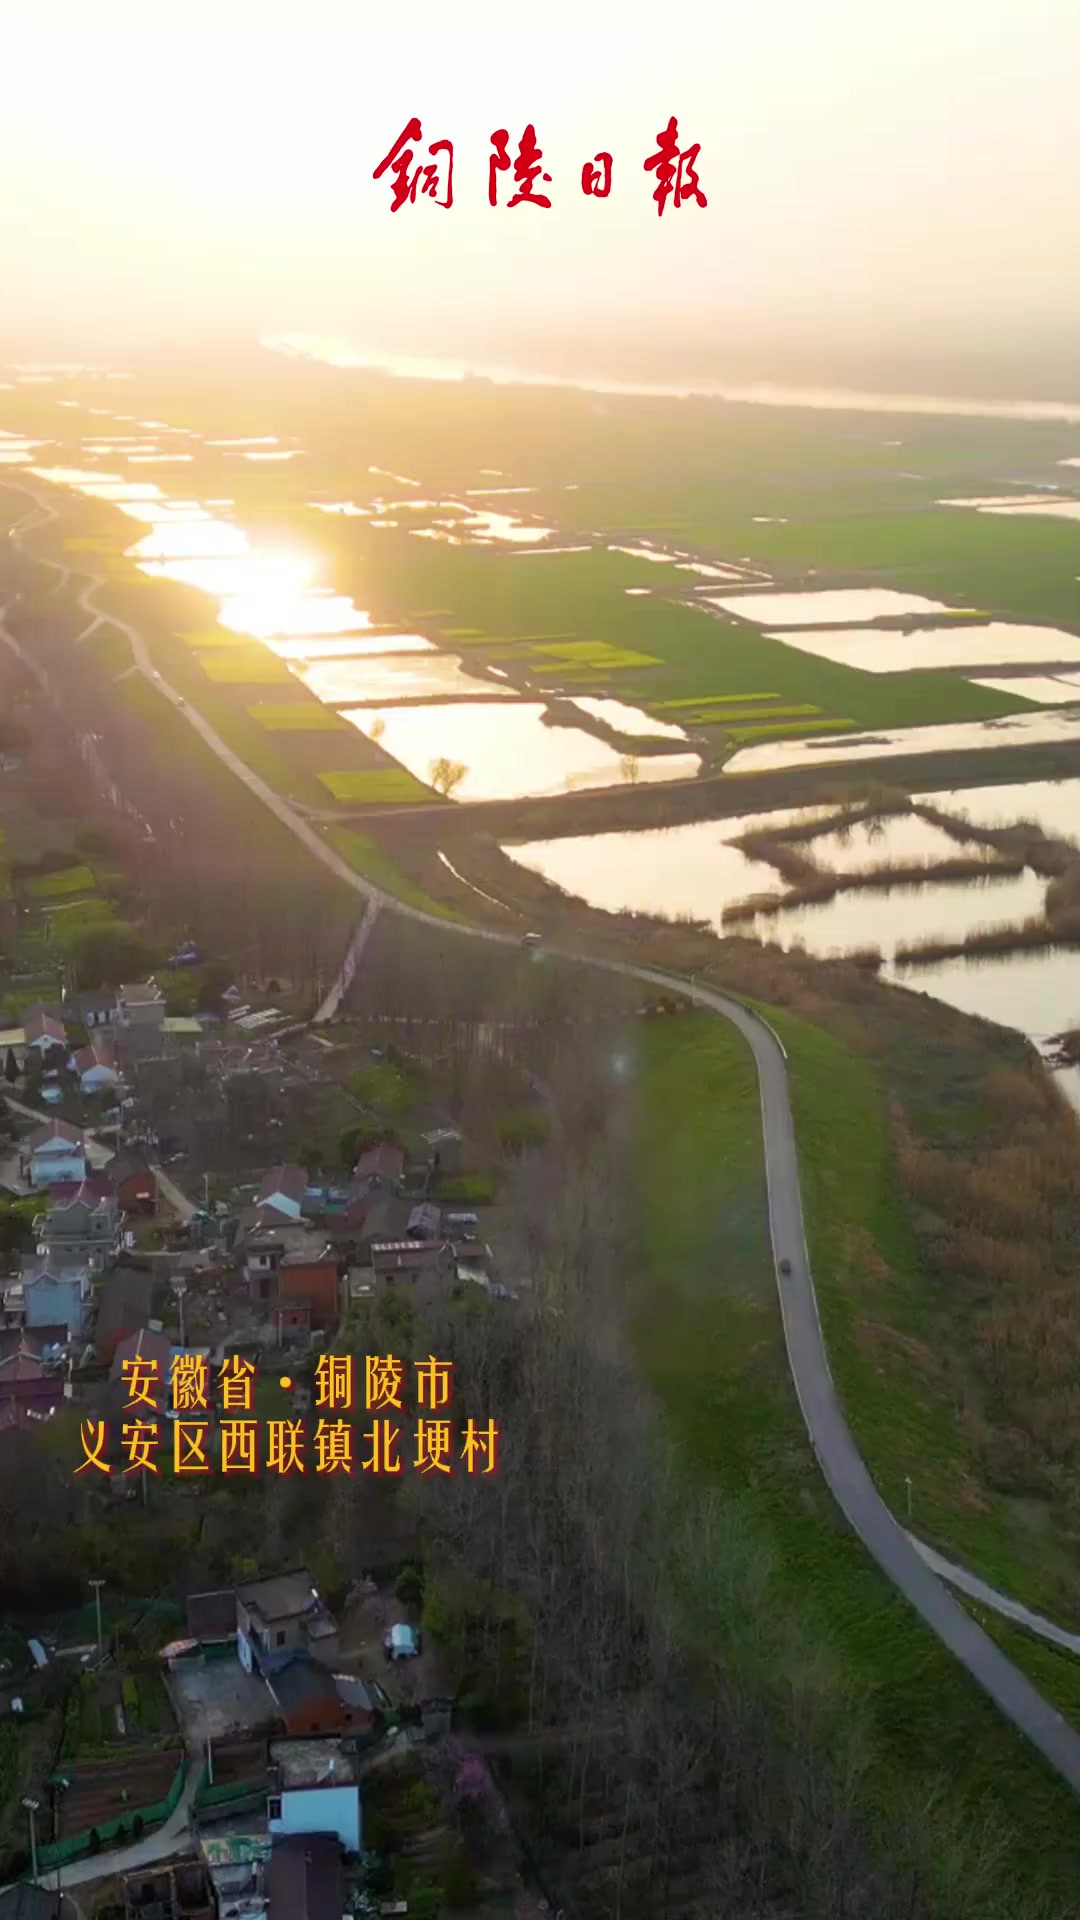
[429,756,468,798]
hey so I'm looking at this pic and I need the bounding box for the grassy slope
[634,1012,1080,1915]
[772,1010,1079,1616]
[322,826,463,920]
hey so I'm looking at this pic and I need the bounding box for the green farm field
[9,368,1080,799]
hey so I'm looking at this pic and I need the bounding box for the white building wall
[269,1783,360,1852]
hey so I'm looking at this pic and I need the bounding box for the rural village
[0,952,553,1920]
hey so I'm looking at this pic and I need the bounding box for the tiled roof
[258,1164,308,1207]
[24,1011,66,1046]
[109,1325,171,1380]
[267,1835,342,1920]
[353,1142,405,1182]
[27,1118,85,1150]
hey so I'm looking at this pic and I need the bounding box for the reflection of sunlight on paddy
[270,633,431,661]
[570,697,688,740]
[369,465,419,487]
[345,702,699,800]
[31,463,378,648]
[758,622,1080,673]
[803,814,980,870]
[139,554,313,600]
[128,521,249,561]
[296,654,514,702]
[970,675,1080,704]
[725,709,1080,773]
[752,870,1046,959]
[219,590,375,641]
[921,778,1080,844]
[942,495,1080,524]
[505,818,786,914]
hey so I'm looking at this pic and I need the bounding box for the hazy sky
[3,0,1079,385]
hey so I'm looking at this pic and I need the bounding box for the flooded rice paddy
[757,622,1080,674]
[971,676,1080,704]
[296,654,514,703]
[724,709,1080,774]
[346,703,700,800]
[568,697,689,741]
[503,780,1080,1082]
[706,588,957,626]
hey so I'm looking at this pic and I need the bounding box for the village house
[117,980,166,1028]
[267,1738,361,1853]
[35,1174,118,1272]
[23,1010,67,1057]
[94,1270,163,1365]
[370,1238,454,1287]
[0,1280,24,1331]
[19,1258,91,1339]
[243,1223,342,1332]
[74,1032,122,1096]
[348,1190,410,1264]
[110,1148,157,1215]
[0,1026,28,1071]
[186,1589,239,1647]
[256,1163,308,1225]
[236,1570,340,1678]
[70,987,120,1031]
[0,1344,66,1425]
[24,1119,87,1189]
[0,1323,67,1362]
[122,1863,215,1920]
[266,1833,343,1920]
[264,1653,377,1741]
[351,1141,404,1196]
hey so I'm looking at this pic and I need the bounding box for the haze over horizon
[3,0,1080,398]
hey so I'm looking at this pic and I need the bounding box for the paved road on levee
[8,476,1080,1804]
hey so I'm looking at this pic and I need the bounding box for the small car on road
[779,1258,792,1277]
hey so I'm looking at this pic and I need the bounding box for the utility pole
[52,1776,69,1897]
[22,1797,39,1880]
[90,1577,105,1654]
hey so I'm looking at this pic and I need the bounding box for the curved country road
[6,479,1080,1810]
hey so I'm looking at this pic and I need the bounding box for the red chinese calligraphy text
[644,117,707,217]
[489,125,552,208]
[374,119,454,211]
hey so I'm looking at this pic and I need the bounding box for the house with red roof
[0,1344,64,1427]
[23,1010,67,1056]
